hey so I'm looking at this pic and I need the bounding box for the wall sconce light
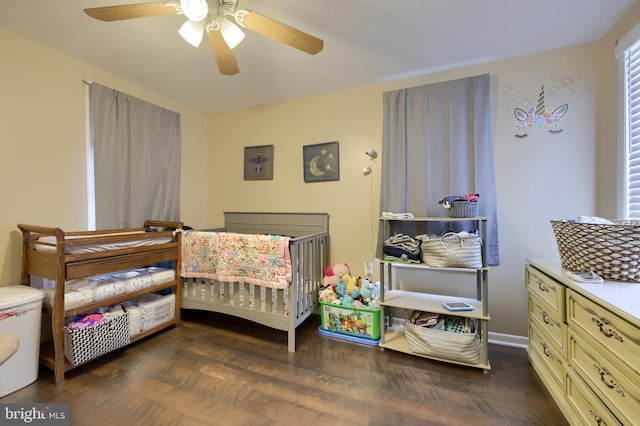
[363,148,377,176]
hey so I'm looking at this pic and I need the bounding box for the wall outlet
[364,262,374,277]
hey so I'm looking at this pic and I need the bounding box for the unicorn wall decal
[513,85,568,139]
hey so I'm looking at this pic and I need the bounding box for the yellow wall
[0,27,209,286]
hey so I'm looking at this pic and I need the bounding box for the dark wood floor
[1,310,568,426]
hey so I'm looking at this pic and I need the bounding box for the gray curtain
[89,83,181,229]
[381,74,499,265]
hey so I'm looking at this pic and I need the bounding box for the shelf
[380,327,491,371]
[39,317,178,373]
[379,260,487,272]
[378,216,490,371]
[379,216,489,222]
[40,280,179,317]
[381,290,490,320]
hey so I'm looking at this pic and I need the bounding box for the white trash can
[0,285,45,397]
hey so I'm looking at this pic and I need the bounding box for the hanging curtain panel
[381,74,499,265]
[89,83,181,230]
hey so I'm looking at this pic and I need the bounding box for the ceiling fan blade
[207,30,240,75]
[239,10,323,55]
[84,2,178,22]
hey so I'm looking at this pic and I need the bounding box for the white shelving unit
[378,216,491,372]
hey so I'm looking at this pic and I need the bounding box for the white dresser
[526,259,640,425]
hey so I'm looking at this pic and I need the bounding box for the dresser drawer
[567,289,640,372]
[526,265,565,322]
[528,323,565,388]
[529,295,567,355]
[568,330,640,425]
[566,368,623,426]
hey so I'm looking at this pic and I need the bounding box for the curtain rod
[82,79,93,85]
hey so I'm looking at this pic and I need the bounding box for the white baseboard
[488,332,528,349]
[390,317,528,349]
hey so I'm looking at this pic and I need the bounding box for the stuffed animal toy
[359,278,373,300]
[322,262,350,288]
[318,286,338,304]
[341,294,355,307]
[342,274,359,299]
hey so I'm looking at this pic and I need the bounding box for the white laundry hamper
[0,285,44,397]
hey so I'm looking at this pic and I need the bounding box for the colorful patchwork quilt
[180,231,292,289]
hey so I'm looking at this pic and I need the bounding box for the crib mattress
[42,267,175,309]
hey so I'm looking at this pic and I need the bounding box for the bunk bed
[18,220,183,384]
[181,212,329,352]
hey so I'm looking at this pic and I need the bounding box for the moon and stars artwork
[303,141,340,182]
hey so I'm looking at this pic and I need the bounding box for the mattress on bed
[41,267,175,309]
[35,231,174,255]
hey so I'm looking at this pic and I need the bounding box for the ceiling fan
[84,0,324,75]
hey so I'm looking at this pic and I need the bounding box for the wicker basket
[446,200,479,218]
[551,220,640,282]
[404,321,480,363]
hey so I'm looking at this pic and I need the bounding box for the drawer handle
[591,318,624,343]
[541,311,554,327]
[588,410,604,425]
[536,279,550,293]
[542,343,555,360]
[593,364,626,397]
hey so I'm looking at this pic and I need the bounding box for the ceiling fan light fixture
[220,18,245,49]
[180,0,209,22]
[179,19,205,47]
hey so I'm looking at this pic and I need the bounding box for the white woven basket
[404,321,480,363]
[418,232,483,269]
[139,293,176,331]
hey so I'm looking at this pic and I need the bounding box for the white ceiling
[1,0,635,115]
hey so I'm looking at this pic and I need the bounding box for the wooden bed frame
[181,212,330,352]
[18,220,183,384]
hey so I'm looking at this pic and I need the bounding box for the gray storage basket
[446,200,479,218]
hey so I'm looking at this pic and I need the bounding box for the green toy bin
[320,301,380,340]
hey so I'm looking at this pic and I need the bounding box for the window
[618,24,640,219]
[87,83,181,230]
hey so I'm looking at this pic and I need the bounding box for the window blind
[625,40,640,218]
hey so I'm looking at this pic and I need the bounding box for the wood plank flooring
[1,310,568,425]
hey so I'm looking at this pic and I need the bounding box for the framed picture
[303,141,340,182]
[244,145,274,180]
